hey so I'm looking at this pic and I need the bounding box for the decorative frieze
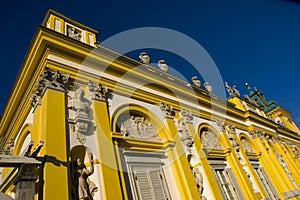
[30,67,69,108]
[267,135,281,144]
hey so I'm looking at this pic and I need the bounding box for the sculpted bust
[72,89,90,116]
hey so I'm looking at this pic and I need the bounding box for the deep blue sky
[1,0,300,127]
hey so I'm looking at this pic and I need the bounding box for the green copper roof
[245,83,278,113]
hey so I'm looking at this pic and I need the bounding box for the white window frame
[122,150,171,200]
[209,159,244,200]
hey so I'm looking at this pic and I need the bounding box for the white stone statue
[225,82,233,96]
[139,52,150,65]
[157,60,169,72]
[72,89,90,116]
[74,152,95,200]
[192,76,201,87]
[203,82,212,92]
[232,85,240,96]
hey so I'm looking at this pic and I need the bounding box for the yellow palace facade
[0,9,300,200]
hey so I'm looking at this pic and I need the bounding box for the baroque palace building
[0,9,300,200]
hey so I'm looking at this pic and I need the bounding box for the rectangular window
[122,150,171,200]
[254,167,280,200]
[215,169,236,199]
[54,19,61,32]
[209,158,244,200]
[88,34,94,46]
[132,165,170,200]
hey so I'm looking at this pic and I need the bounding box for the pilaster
[89,82,123,200]
[30,67,69,200]
[222,124,256,200]
[185,121,224,200]
[159,103,200,200]
[249,129,297,199]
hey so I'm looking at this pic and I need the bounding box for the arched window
[199,125,244,199]
[113,105,171,200]
[239,134,279,200]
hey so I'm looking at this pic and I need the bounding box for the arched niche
[14,124,33,155]
[111,104,166,140]
[238,133,259,156]
[197,123,226,151]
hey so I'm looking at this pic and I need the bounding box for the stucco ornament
[30,67,69,108]
[120,115,158,139]
[159,102,175,118]
[68,89,94,144]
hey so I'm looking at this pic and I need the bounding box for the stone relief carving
[67,26,82,41]
[240,138,256,153]
[175,109,194,147]
[176,118,193,147]
[180,109,193,124]
[70,146,98,200]
[139,52,150,65]
[249,129,264,140]
[159,102,175,118]
[87,81,109,101]
[30,67,69,108]
[268,135,281,144]
[68,88,94,145]
[120,115,158,139]
[215,120,225,132]
[225,124,240,152]
[201,130,224,150]
[275,153,298,189]
[1,138,14,155]
[291,145,300,159]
